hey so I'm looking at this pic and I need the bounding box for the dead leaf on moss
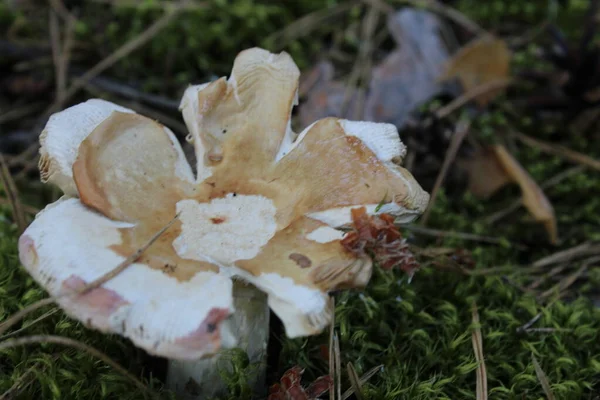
[441,35,511,106]
[364,8,451,127]
[462,145,558,244]
[297,8,452,129]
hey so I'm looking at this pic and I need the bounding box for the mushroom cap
[19,47,429,360]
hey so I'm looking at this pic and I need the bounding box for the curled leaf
[441,35,511,106]
[463,145,558,244]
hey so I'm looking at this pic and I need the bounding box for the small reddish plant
[268,366,332,400]
[341,206,418,274]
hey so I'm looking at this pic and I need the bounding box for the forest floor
[1,1,600,399]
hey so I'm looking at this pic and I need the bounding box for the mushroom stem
[166,279,270,399]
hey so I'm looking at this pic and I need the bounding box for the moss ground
[1,0,600,399]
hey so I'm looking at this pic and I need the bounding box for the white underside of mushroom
[174,194,278,265]
[18,197,235,360]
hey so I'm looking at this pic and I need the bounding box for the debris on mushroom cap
[18,47,429,360]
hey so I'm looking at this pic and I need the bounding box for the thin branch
[0,361,44,399]
[403,225,528,250]
[341,365,383,400]
[421,118,471,225]
[266,2,358,50]
[44,3,188,117]
[434,79,514,119]
[0,335,157,398]
[512,131,600,171]
[471,304,487,400]
[346,362,364,400]
[0,153,27,234]
[329,298,335,400]
[398,0,484,35]
[532,242,600,268]
[0,197,39,215]
[0,308,59,341]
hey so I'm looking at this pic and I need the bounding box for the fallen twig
[346,362,364,400]
[404,223,528,250]
[471,304,487,400]
[434,78,514,120]
[0,361,45,399]
[341,365,383,400]
[44,2,188,117]
[0,153,27,234]
[532,242,600,268]
[421,118,471,225]
[512,131,600,172]
[0,335,157,398]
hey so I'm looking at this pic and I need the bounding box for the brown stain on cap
[289,253,312,268]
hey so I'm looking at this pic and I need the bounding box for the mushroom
[17,48,429,398]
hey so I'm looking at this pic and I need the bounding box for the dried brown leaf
[441,35,511,106]
[463,145,557,244]
[493,145,557,244]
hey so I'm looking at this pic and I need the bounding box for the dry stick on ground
[0,214,179,337]
[516,312,542,333]
[539,256,600,301]
[434,79,514,120]
[471,304,487,400]
[341,365,383,400]
[49,9,65,101]
[420,118,471,225]
[89,0,205,9]
[334,333,342,400]
[512,131,600,171]
[341,5,379,119]
[527,264,569,291]
[0,360,45,400]
[532,242,600,269]
[6,142,40,167]
[0,153,27,234]
[0,335,157,398]
[363,0,484,34]
[531,354,556,400]
[346,362,364,400]
[49,0,77,104]
[0,308,59,341]
[328,299,336,400]
[403,225,528,250]
[266,1,358,50]
[485,165,585,224]
[43,2,189,118]
[0,197,39,215]
[0,103,45,125]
